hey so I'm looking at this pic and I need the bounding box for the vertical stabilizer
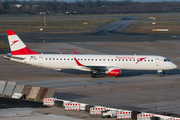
[7,30,39,55]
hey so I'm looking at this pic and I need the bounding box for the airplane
[4,30,177,78]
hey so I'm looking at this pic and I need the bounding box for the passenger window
[53,58,55,60]
[81,59,83,61]
[130,60,131,61]
[60,58,62,60]
[71,59,73,60]
[49,58,51,60]
[99,59,101,61]
[144,60,146,61]
[119,59,121,61]
[95,59,97,61]
[46,58,47,60]
[57,58,58,60]
[108,59,109,61]
[103,59,105,61]
[126,59,128,61]
[133,60,135,61]
[78,59,79,60]
[111,59,113,61]
[151,60,153,62]
[122,59,124,61]
[88,59,90,61]
[68,59,69,60]
[92,59,93,61]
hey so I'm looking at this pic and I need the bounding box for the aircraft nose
[172,63,178,69]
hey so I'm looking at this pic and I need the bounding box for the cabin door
[39,56,43,65]
[155,58,160,66]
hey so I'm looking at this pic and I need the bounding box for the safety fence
[137,113,154,120]
[117,111,131,119]
[90,106,106,114]
[43,98,57,106]
[65,102,80,111]
[43,97,180,120]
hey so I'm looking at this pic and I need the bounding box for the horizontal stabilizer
[4,55,25,60]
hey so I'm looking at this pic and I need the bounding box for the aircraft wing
[74,57,120,71]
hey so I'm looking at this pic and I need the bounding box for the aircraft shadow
[60,69,180,78]
[53,92,89,101]
[0,97,47,109]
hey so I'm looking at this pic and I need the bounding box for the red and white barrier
[168,118,180,120]
[65,102,80,111]
[117,111,131,119]
[43,98,180,120]
[138,113,154,118]
[137,113,154,120]
[43,98,57,106]
[90,106,106,115]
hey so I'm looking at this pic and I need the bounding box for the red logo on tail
[11,40,19,46]
[136,57,146,64]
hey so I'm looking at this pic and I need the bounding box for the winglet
[73,51,77,55]
[74,57,84,66]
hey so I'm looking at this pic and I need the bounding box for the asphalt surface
[0,15,180,117]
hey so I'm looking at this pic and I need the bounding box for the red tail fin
[7,30,39,55]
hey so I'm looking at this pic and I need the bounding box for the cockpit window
[164,59,170,62]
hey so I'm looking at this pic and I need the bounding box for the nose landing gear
[157,72,161,77]
[157,70,165,77]
[163,70,166,76]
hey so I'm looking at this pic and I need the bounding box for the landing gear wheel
[91,73,97,78]
[157,73,161,77]
[91,72,97,78]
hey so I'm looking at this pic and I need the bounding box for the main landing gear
[91,71,97,78]
[157,70,165,77]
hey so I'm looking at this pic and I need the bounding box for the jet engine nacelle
[106,68,121,76]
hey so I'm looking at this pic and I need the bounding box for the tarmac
[0,107,84,120]
[0,15,180,119]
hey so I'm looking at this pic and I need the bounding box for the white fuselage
[10,54,177,71]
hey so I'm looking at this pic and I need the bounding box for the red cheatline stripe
[7,30,16,36]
